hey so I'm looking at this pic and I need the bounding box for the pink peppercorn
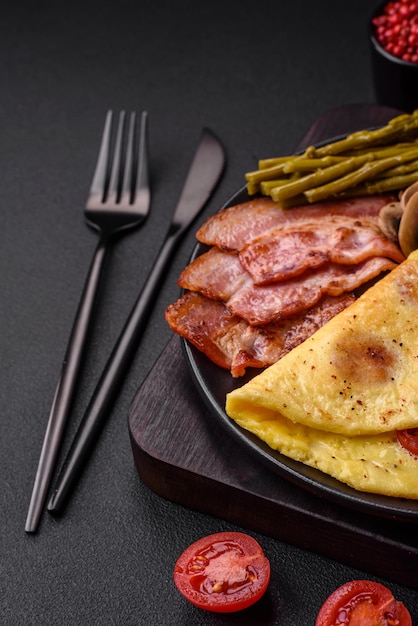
[373,0,418,63]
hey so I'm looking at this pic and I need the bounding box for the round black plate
[182,185,418,523]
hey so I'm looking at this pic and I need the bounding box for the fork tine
[107,111,126,204]
[135,111,150,208]
[119,112,136,206]
[89,110,113,201]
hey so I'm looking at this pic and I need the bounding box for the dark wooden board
[128,104,418,590]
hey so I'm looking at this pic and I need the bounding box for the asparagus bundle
[246,111,418,208]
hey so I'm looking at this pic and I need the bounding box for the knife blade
[47,128,226,514]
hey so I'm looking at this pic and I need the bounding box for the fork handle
[47,229,182,513]
[25,238,109,532]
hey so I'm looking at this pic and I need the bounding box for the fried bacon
[196,194,397,251]
[179,248,397,325]
[165,291,356,377]
[239,218,405,284]
[179,248,245,301]
[226,257,396,325]
[166,194,405,376]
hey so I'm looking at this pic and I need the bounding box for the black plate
[182,185,418,523]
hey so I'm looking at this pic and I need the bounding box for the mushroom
[378,201,403,243]
[399,180,418,211]
[398,187,418,257]
[378,180,418,256]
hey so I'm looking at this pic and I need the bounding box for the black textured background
[1,1,417,624]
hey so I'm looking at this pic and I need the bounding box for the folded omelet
[226,250,418,498]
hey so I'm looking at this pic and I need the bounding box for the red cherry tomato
[173,531,270,613]
[315,579,412,626]
[397,428,418,456]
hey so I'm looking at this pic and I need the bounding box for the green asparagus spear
[245,162,289,190]
[245,110,418,206]
[282,155,346,172]
[270,155,372,202]
[260,179,291,194]
[343,140,418,159]
[304,147,418,202]
[339,171,418,197]
[258,155,293,169]
[375,159,418,178]
[311,112,418,157]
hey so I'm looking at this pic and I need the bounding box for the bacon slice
[165,291,356,377]
[196,197,284,251]
[179,248,397,325]
[178,248,245,300]
[227,257,397,325]
[238,218,405,284]
[197,194,397,251]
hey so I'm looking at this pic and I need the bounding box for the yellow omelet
[225,250,418,498]
[227,410,418,498]
[227,249,418,436]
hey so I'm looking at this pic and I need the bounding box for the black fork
[25,111,150,533]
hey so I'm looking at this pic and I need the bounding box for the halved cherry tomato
[173,531,270,613]
[397,428,418,456]
[315,579,412,626]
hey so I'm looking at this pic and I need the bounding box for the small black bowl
[370,1,418,112]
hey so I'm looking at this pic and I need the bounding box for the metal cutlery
[25,110,150,533]
[46,127,225,516]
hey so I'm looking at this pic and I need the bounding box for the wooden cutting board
[128,104,418,590]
